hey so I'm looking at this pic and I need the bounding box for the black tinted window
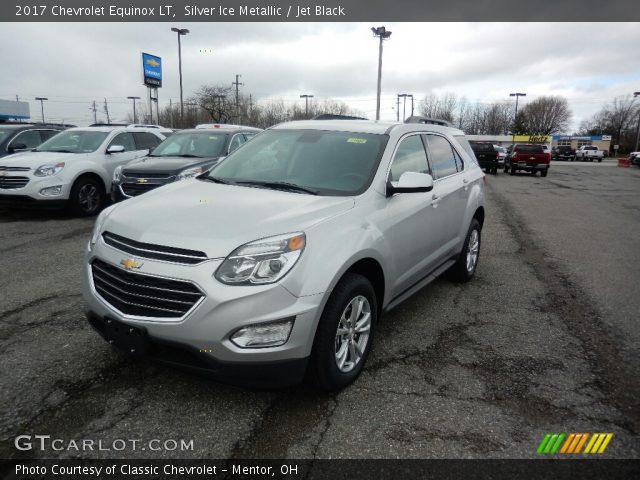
[515,145,544,153]
[427,135,459,179]
[11,130,41,149]
[470,142,494,152]
[39,130,60,141]
[133,132,162,150]
[390,135,430,182]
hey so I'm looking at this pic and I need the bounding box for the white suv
[0,126,168,215]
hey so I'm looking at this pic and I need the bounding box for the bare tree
[520,96,571,135]
[192,85,234,124]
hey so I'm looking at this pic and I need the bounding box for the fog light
[40,185,63,196]
[230,318,294,348]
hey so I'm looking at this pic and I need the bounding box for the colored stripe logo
[537,433,613,454]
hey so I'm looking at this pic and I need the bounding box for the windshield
[0,128,16,144]
[205,129,388,196]
[36,130,108,153]
[150,132,227,158]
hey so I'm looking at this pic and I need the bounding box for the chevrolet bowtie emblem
[136,178,148,184]
[120,258,143,270]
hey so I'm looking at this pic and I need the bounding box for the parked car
[83,120,486,391]
[112,125,262,202]
[504,143,551,176]
[629,151,640,166]
[574,145,604,162]
[0,123,73,158]
[0,126,168,215]
[553,145,576,161]
[494,145,507,166]
[469,141,500,174]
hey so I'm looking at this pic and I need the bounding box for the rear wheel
[308,273,377,391]
[510,165,517,175]
[540,170,548,177]
[69,177,104,216]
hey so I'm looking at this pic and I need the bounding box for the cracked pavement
[0,162,638,459]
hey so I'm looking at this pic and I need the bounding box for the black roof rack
[88,123,128,127]
[312,114,368,121]
[404,116,452,127]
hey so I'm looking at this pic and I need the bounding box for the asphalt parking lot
[0,161,638,459]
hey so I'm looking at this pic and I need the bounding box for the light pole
[127,96,140,123]
[509,92,526,118]
[371,26,392,121]
[634,91,640,152]
[300,94,314,117]
[35,97,47,123]
[398,93,408,121]
[171,27,189,124]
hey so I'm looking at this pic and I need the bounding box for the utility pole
[371,26,392,121]
[408,94,414,117]
[300,94,314,118]
[35,97,48,123]
[90,101,97,124]
[103,98,110,124]
[634,92,640,152]
[169,98,173,128]
[127,96,140,123]
[232,74,243,121]
[395,95,400,122]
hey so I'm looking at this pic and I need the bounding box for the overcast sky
[1,22,639,131]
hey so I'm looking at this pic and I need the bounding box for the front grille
[120,173,174,197]
[0,166,30,172]
[91,259,204,318]
[0,176,29,189]
[102,231,208,264]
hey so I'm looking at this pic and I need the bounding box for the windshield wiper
[236,180,319,195]
[199,175,233,185]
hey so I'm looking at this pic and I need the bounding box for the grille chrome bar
[0,166,30,171]
[102,231,208,265]
[91,259,204,319]
[0,177,29,189]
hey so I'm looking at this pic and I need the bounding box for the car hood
[103,179,355,258]
[122,155,221,174]
[0,151,88,167]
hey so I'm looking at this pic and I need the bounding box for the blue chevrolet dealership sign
[142,52,162,88]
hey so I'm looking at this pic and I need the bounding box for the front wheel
[69,177,105,216]
[510,166,517,175]
[447,218,481,283]
[308,273,377,391]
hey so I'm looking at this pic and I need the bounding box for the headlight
[215,232,306,285]
[112,166,123,185]
[176,166,203,181]
[34,162,65,177]
[89,205,116,250]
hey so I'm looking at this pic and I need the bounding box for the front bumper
[82,237,325,385]
[0,173,72,204]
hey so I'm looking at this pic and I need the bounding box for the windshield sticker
[347,138,367,144]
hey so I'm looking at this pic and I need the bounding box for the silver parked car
[82,120,486,390]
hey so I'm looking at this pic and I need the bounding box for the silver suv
[82,120,485,390]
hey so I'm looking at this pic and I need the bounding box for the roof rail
[312,114,368,120]
[195,123,262,131]
[404,116,452,127]
[88,123,128,127]
[127,124,166,129]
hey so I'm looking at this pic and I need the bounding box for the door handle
[462,178,469,184]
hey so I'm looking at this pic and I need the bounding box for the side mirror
[386,172,434,197]
[106,145,126,154]
[8,142,28,153]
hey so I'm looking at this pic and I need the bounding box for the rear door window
[426,135,459,179]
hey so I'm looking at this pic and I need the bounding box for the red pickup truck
[504,144,551,177]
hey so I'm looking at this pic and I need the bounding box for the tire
[510,165,517,175]
[541,170,548,177]
[598,158,602,163]
[491,167,498,174]
[447,218,481,283]
[69,176,105,216]
[308,273,377,392]
[504,164,509,173]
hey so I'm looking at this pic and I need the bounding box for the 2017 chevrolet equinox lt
[83,120,486,391]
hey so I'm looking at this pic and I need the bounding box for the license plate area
[101,317,148,356]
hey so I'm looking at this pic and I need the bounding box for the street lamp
[634,91,640,152]
[300,94,314,117]
[371,26,392,121]
[171,27,189,123]
[509,92,527,117]
[35,97,48,123]
[127,96,140,123]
